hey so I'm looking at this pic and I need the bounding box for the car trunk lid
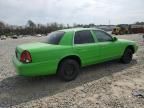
[15,42,58,60]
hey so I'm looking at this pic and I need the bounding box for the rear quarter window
[46,31,65,45]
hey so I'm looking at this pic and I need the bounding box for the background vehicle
[112,25,129,35]
[112,24,144,35]
[0,35,6,40]
[13,28,138,81]
[36,34,42,37]
[11,35,18,39]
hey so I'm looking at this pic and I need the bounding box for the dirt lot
[0,34,144,108]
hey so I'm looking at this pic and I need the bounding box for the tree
[0,21,5,28]
[27,20,36,28]
[26,20,36,35]
[135,22,144,25]
[0,21,5,35]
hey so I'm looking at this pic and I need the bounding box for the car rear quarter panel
[59,31,74,45]
[28,45,80,74]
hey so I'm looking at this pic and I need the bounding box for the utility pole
[108,20,111,26]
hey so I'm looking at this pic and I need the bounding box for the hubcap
[125,50,132,61]
[64,64,75,77]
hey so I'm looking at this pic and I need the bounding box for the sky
[0,0,144,25]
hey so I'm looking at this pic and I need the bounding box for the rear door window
[74,30,94,44]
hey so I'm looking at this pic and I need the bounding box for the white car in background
[36,34,42,37]
[0,35,6,40]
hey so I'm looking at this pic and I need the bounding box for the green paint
[12,28,138,76]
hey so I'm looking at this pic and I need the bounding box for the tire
[121,48,133,64]
[58,59,79,81]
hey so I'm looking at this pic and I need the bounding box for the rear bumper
[12,56,57,76]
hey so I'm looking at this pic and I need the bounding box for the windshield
[46,31,65,45]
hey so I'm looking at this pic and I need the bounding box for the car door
[73,30,100,66]
[92,30,121,61]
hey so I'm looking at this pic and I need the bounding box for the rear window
[46,31,65,45]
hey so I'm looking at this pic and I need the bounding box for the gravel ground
[0,34,144,108]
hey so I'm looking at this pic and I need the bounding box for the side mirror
[112,37,117,41]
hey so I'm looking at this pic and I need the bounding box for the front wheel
[58,59,80,81]
[121,48,133,64]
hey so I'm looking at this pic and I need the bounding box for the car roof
[58,28,102,32]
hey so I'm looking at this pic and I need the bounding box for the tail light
[20,50,32,63]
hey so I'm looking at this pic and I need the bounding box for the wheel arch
[57,55,81,73]
[125,45,135,54]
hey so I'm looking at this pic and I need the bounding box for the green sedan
[13,28,138,81]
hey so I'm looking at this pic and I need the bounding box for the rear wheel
[58,59,79,81]
[121,48,133,64]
